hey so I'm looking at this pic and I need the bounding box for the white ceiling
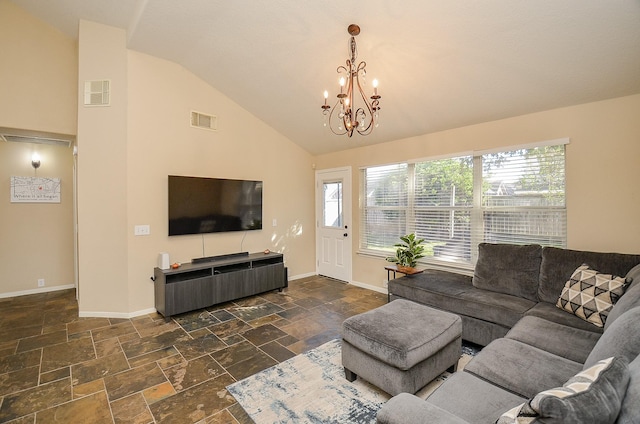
[10,0,640,155]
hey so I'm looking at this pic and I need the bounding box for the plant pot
[396,265,415,273]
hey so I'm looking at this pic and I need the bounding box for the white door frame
[315,166,352,283]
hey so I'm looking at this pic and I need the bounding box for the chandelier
[322,24,381,137]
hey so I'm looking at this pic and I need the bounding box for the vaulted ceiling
[10,0,640,155]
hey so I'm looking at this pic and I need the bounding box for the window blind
[360,143,566,267]
[361,163,408,252]
[480,144,566,248]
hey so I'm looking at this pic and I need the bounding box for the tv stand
[154,251,287,320]
[191,251,249,264]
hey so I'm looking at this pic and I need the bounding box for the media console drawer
[154,252,286,320]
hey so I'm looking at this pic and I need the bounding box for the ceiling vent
[191,111,217,131]
[0,127,75,147]
[84,80,110,106]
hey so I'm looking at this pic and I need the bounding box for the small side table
[385,265,424,301]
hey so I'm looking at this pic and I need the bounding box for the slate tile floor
[0,276,387,423]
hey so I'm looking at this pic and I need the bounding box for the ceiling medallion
[322,24,381,137]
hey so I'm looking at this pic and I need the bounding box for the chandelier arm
[327,98,347,136]
[354,66,376,135]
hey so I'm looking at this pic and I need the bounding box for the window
[323,181,343,228]
[360,142,567,267]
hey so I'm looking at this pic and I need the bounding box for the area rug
[227,339,478,423]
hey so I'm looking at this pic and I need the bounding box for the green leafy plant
[385,233,426,269]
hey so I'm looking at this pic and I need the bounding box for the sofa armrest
[377,393,471,424]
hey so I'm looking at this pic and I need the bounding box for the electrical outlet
[38,279,45,287]
[383,280,388,288]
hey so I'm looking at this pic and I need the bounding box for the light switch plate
[134,225,150,236]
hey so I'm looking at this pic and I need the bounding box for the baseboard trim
[78,307,157,319]
[288,271,316,281]
[0,284,76,299]
[349,279,388,295]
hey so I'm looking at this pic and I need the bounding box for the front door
[316,167,352,282]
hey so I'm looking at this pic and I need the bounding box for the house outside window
[360,141,567,269]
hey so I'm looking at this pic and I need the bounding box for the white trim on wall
[79,308,157,319]
[0,284,76,299]
[349,279,387,295]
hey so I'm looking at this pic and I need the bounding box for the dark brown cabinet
[153,252,286,320]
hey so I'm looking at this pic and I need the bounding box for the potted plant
[386,233,426,272]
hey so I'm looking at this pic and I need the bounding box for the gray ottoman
[341,299,462,396]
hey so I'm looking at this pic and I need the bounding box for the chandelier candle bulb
[321,90,331,112]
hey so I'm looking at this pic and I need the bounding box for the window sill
[357,249,475,276]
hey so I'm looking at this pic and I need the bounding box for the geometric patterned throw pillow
[556,264,627,327]
[496,357,629,424]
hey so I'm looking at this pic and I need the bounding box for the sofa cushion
[556,264,627,328]
[464,338,583,398]
[425,371,525,424]
[625,263,640,283]
[497,356,629,424]
[472,243,541,302]
[376,393,471,424]
[390,270,535,330]
[616,354,640,424]
[585,306,640,368]
[505,315,600,363]
[606,278,640,330]
[538,247,640,304]
[524,302,604,334]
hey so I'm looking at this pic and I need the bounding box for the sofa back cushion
[585,306,640,369]
[606,279,640,331]
[472,243,542,302]
[538,247,640,304]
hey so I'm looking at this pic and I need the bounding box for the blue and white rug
[227,339,389,423]
[227,338,479,423]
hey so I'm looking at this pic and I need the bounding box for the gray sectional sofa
[378,243,640,423]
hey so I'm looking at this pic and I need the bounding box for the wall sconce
[31,152,41,169]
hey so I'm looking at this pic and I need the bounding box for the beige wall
[76,20,129,314]
[0,143,75,295]
[315,94,640,290]
[0,0,77,297]
[0,0,77,134]
[77,23,316,316]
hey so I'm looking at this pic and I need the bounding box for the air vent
[0,127,74,147]
[84,80,110,106]
[191,111,218,131]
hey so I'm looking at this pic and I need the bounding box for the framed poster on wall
[10,176,61,203]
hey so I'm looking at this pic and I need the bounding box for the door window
[323,181,343,228]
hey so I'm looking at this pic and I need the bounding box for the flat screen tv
[168,175,263,236]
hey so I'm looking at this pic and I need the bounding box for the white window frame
[359,138,569,271]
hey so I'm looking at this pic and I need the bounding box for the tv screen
[168,175,263,236]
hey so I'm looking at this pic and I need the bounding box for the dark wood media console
[153,251,287,320]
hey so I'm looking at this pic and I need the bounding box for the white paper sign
[10,176,61,203]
